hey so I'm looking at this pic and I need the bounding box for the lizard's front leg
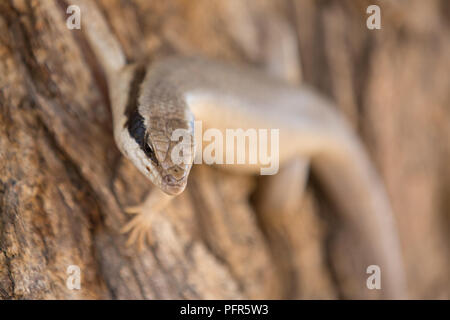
[121,188,174,250]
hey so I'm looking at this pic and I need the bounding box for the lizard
[72,0,407,298]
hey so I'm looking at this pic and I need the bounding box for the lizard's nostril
[163,174,177,185]
[169,166,185,179]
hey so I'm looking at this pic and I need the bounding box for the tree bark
[0,0,448,299]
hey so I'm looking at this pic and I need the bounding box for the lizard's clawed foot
[121,206,155,250]
[120,189,174,250]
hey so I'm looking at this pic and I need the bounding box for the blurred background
[0,0,448,299]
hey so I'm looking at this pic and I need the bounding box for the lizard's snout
[163,174,177,185]
[161,173,187,195]
[167,166,186,180]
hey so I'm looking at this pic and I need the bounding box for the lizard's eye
[143,143,153,156]
[143,140,159,165]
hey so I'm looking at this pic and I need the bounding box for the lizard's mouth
[161,174,188,195]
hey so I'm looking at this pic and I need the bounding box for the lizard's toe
[121,211,155,250]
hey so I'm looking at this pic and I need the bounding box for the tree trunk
[0,0,448,299]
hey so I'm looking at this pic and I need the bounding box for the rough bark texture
[0,0,449,299]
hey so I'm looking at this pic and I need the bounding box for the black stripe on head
[127,110,159,165]
[124,64,147,124]
[124,65,159,165]
[124,64,147,148]
[127,110,146,148]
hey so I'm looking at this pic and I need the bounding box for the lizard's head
[123,109,195,196]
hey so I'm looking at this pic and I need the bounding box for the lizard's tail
[313,136,407,299]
